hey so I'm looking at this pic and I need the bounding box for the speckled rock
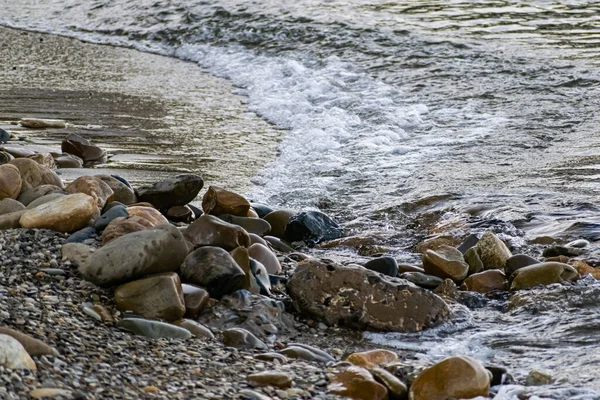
[287,260,449,332]
[475,231,512,270]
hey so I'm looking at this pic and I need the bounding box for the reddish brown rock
[287,260,449,332]
[184,214,250,251]
[328,366,388,400]
[101,215,155,245]
[572,260,600,279]
[409,355,490,400]
[461,270,507,293]
[66,176,114,209]
[114,272,185,322]
[202,185,250,217]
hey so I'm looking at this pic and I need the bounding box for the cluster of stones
[2,123,593,398]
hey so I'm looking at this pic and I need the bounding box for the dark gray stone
[250,203,274,218]
[137,174,204,210]
[65,227,97,244]
[399,272,444,289]
[94,204,128,231]
[283,211,343,245]
[505,254,540,277]
[364,256,398,277]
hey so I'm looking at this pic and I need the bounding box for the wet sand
[0,26,280,192]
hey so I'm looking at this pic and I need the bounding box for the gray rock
[180,246,246,299]
[65,227,97,244]
[279,346,331,363]
[80,224,188,287]
[263,236,295,253]
[95,175,137,205]
[505,254,540,277]
[222,328,267,350]
[217,214,271,236]
[137,174,204,210]
[364,256,398,277]
[94,204,128,231]
[0,128,10,144]
[17,185,65,206]
[283,211,343,245]
[116,318,191,339]
[0,198,25,215]
[287,260,449,332]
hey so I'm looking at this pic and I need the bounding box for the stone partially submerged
[287,260,449,332]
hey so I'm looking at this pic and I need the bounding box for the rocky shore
[1,27,600,400]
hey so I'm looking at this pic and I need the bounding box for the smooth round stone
[202,185,250,216]
[29,389,73,399]
[0,164,21,200]
[248,243,281,274]
[247,371,292,389]
[461,270,506,293]
[250,202,273,218]
[222,328,267,350]
[363,256,398,277]
[263,236,295,253]
[510,262,579,291]
[283,343,334,363]
[26,193,65,210]
[0,198,25,215]
[249,233,268,247]
[20,193,98,233]
[94,204,128,231]
[399,272,444,289]
[263,210,295,239]
[41,268,66,276]
[184,214,251,251]
[409,355,490,400]
[173,319,215,339]
[505,254,540,277]
[218,214,271,236]
[422,245,469,282]
[250,258,272,296]
[180,246,246,299]
[116,318,191,339]
[9,157,64,191]
[1,146,35,158]
[0,327,56,357]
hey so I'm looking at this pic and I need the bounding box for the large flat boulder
[20,193,98,233]
[287,260,449,332]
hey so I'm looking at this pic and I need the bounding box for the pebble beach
[1,23,600,400]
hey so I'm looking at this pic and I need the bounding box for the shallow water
[2,1,600,397]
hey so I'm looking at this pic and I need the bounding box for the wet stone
[363,256,398,277]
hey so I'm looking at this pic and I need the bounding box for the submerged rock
[287,260,449,332]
